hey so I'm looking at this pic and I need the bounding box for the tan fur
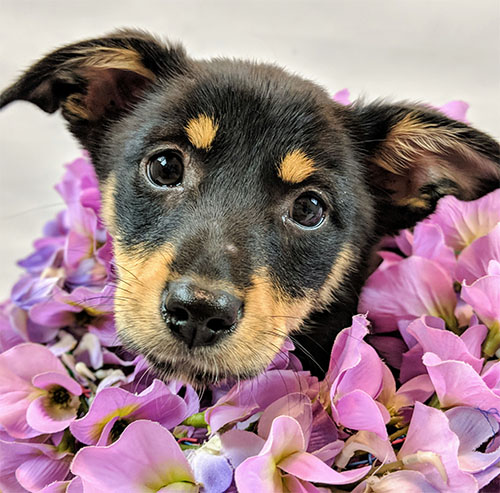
[278,149,316,184]
[100,173,117,236]
[63,94,91,120]
[185,114,219,150]
[317,244,356,306]
[72,47,156,81]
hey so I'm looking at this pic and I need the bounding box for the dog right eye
[145,151,184,188]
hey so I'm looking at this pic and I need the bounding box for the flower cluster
[1,93,499,492]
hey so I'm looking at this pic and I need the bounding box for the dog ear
[0,29,189,149]
[352,102,500,234]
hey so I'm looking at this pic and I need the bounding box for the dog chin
[146,353,262,388]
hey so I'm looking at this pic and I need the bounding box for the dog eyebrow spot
[185,114,219,150]
[278,149,316,184]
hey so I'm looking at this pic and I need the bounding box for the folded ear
[353,102,500,234]
[0,29,188,150]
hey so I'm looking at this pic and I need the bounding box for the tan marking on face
[317,244,357,306]
[100,173,117,236]
[185,114,219,150]
[278,149,316,184]
[396,196,430,209]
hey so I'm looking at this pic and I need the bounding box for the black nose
[162,280,243,348]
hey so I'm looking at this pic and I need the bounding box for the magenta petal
[334,390,388,439]
[282,475,329,493]
[279,451,370,485]
[438,100,469,122]
[71,420,196,492]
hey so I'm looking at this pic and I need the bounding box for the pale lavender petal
[460,324,488,359]
[279,451,370,485]
[282,475,329,493]
[482,361,500,389]
[446,406,499,454]
[71,420,196,492]
[260,415,305,459]
[190,452,233,493]
[220,430,265,468]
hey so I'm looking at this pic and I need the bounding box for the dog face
[2,30,499,385]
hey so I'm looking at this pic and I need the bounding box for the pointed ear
[0,29,189,149]
[353,102,500,234]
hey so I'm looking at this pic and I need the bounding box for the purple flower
[71,420,198,492]
[0,439,73,492]
[70,379,189,445]
[0,343,82,438]
[29,285,116,346]
[235,416,370,492]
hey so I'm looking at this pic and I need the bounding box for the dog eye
[290,193,325,228]
[146,151,184,187]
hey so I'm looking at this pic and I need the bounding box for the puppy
[1,29,499,385]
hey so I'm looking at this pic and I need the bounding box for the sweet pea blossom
[72,420,199,492]
[0,439,73,492]
[326,315,389,439]
[70,379,189,445]
[0,343,82,438]
[235,416,370,492]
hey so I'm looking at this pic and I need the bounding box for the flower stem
[182,412,208,428]
[482,324,500,358]
[389,426,408,442]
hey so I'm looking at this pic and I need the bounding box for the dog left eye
[290,192,326,228]
[146,151,184,187]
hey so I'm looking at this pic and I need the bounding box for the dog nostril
[170,307,189,323]
[206,317,232,332]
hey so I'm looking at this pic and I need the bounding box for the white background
[1,0,499,298]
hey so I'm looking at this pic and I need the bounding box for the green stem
[389,426,408,442]
[182,412,208,428]
[427,393,441,409]
[482,324,500,358]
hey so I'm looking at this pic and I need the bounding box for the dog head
[2,30,499,385]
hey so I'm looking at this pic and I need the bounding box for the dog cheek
[113,242,178,349]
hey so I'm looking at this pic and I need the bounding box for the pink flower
[0,439,73,492]
[426,189,500,252]
[0,343,82,438]
[235,416,370,492]
[70,379,189,445]
[71,420,198,492]
[359,256,457,332]
[326,315,389,439]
